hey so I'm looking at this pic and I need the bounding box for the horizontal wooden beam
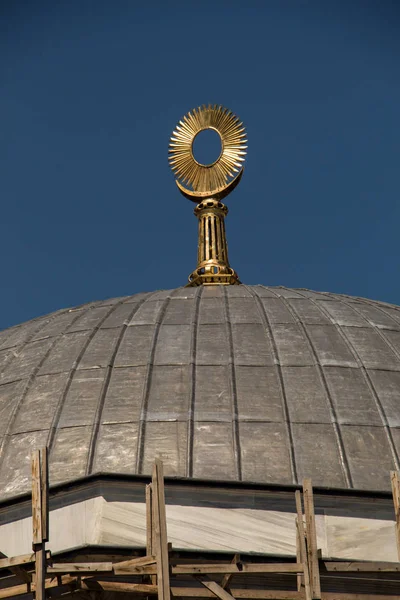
[0,551,50,571]
[0,553,36,571]
[79,581,158,594]
[112,562,304,576]
[0,574,76,599]
[176,563,304,575]
[1,575,157,598]
[46,555,157,575]
[47,562,113,573]
[0,550,50,585]
[324,561,400,572]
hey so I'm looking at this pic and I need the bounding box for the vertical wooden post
[146,483,153,556]
[295,524,301,591]
[295,490,311,600]
[303,479,321,599]
[32,447,48,600]
[146,483,157,586]
[295,491,303,593]
[152,459,171,600]
[391,471,400,560]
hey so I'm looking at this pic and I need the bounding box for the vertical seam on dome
[364,302,400,330]
[222,287,242,481]
[323,289,400,312]
[0,307,85,468]
[46,298,133,454]
[275,287,353,488]
[247,285,298,485]
[187,286,203,478]
[313,289,400,332]
[0,327,23,352]
[0,309,73,375]
[85,292,160,476]
[323,290,400,334]
[311,289,400,331]
[0,317,44,352]
[315,292,400,471]
[135,296,171,474]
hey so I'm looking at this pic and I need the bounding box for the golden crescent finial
[168,105,247,202]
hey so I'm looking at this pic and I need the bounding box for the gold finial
[169,105,247,286]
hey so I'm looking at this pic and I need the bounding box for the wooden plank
[0,582,35,598]
[0,553,37,570]
[33,547,45,600]
[295,490,311,600]
[109,562,304,576]
[40,448,49,542]
[176,564,304,575]
[0,574,81,600]
[391,471,400,561]
[0,551,50,584]
[176,563,303,575]
[324,560,400,572]
[0,551,34,583]
[80,581,158,594]
[296,520,312,600]
[37,574,156,594]
[295,491,303,593]
[70,552,145,563]
[147,482,157,585]
[31,450,42,544]
[221,554,239,590]
[152,459,170,600]
[303,479,321,599]
[47,562,113,573]
[31,448,48,600]
[146,484,153,555]
[295,523,301,592]
[113,554,157,574]
[195,576,236,600]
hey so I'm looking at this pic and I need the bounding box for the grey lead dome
[1,284,400,499]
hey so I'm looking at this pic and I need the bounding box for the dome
[1,284,400,499]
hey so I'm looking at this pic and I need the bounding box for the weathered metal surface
[1,285,400,498]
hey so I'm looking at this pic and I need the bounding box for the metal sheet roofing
[1,284,400,499]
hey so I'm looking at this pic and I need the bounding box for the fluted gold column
[187,198,240,286]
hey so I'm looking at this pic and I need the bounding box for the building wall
[0,479,396,561]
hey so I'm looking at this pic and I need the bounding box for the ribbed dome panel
[1,285,400,498]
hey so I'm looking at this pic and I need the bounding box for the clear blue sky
[1,0,400,329]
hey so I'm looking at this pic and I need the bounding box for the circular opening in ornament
[192,128,222,167]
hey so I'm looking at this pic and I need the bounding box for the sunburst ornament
[169,105,247,202]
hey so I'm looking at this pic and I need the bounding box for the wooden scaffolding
[1,448,400,600]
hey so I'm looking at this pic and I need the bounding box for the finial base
[187,265,241,287]
[187,198,240,286]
